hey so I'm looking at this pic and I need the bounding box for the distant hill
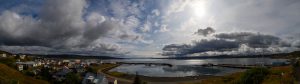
[0,50,12,55]
[271,51,300,59]
[0,49,122,59]
[0,63,49,84]
[155,51,300,59]
[32,54,122,59]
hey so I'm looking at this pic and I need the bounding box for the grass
[198,72,243,84]
[262,66,295,84]
[88,63,119,73]
[185,66,296,84]
[0,57,16,68]
[0,63,49,84]
[108,71,127,77]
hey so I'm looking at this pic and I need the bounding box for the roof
[16,61,36,65]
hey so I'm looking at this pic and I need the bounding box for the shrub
[65,72,81,84]
[237,67,269,84]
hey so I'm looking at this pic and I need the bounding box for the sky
[0,0,300,57]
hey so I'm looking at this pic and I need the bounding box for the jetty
[200,63,274,69]
[116,62,173,67]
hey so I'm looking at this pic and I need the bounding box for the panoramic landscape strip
[1,50,300,84]
[1,0,300,84]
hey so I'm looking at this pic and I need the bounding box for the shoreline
[98,63,231,83]
[97,57,291,83]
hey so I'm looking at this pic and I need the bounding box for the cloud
[158,25,169,32]
[292,40,300,48]
[194,27,215,36]
[1,0,300,57]
[139,21,151,33]
[162,39,239,56]
[215,32,287,48]
[0,0,131,55]
[162,44,189,56]
[151,9,160,16]
[0,43,126,56]
[118,33,140,41]
[162,30,297,56]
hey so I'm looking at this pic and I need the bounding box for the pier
[116,62,173,67]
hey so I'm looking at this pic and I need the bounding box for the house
[83,73,95,84]
[0,50,12,58]
[75,66,86,73]
[63,60,70,63]
[1,53,7,58]
[58,61,62,65]
[52,66,72,81]
[114,80,117,84]
[37,61,42,66]
[16,61,38,68]
[18,65,24,71]
[19,55,26,59]
[107,77,118,84]
[83,73,108,84]
[87,75,95,84]
[75,59,81,64]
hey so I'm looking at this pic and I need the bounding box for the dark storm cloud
[82,21,117,46]
[0,0,121,54]
[162,44,190,56]
[162,31,292,56]
[188,39,240,54]
[194,27,215,36]
[162,39,239,56]
[162,44,190,51]
[215,32,287,48]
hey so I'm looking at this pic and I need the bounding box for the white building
[20,55,26,59]
[63,60,70,63]
[83,73,109,84]
[1,53,7,58]
[16,61,38,67]
[18,65,24,71]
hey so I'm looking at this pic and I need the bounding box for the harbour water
[105,58,287,77]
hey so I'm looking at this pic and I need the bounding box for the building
[16,61,38,68]
[52,66,72,81]
[0,50,11,58]
[19,55,26,59]
[107,77,118,84]
[75,59,81,64]
[63,60,70,63]
[83,73,108,84]
[18,65,24,71]
[1,53,7,58]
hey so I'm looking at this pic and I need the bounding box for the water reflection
[106,58,288,77]
[103,58,287,65]
[109,65,241,77]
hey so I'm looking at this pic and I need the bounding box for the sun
[190,1,206,18]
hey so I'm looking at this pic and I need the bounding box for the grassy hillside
[0,50,12,54]
[185,66,296,84]
[0,63,49,84]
